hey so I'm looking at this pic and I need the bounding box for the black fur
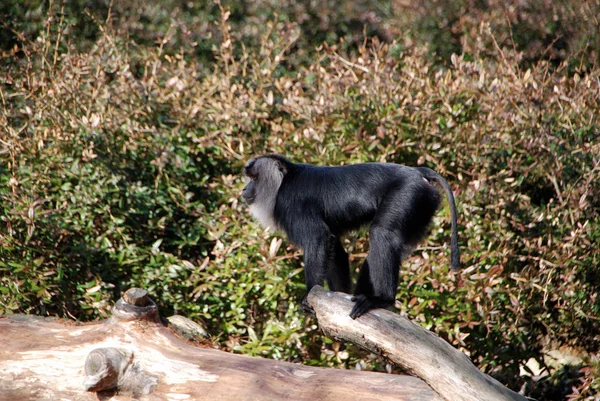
[243,155,460,319]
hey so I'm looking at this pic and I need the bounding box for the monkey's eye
[243,173,257,182]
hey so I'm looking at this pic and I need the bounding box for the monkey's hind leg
[350,182,440,319]
[350,225,402,319]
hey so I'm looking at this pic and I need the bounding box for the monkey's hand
[301,294,316,317]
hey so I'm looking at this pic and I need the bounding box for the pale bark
[306,286,527,401]
[0,288,441,401]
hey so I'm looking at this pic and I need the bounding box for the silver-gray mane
[247,157,284,230]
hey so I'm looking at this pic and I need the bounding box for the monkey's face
[242,158,258,205]
[242,180,256,204]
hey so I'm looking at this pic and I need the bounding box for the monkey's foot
[349,295,374,319]
[350,295,393,319]
[301,295,316,317]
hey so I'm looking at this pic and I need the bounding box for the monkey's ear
[275,160,288,175]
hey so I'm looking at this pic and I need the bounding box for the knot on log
[84,347,132,392]
[166,315,209,341]
[83,347,157,396]
[111,288,159,322]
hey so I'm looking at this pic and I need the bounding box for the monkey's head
[242,155,289,229]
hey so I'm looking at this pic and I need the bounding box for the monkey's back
[275,162,424,236]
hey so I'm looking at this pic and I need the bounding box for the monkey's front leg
[300,233,331,316]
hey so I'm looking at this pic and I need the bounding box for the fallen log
[306,286,527,401]
[0,288,442,401]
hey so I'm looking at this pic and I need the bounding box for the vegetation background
[1,0,598,399]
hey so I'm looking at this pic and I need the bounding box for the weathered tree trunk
[0,288,442,401]
[306,286,527,401]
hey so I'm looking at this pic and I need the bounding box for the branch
[307,286,527,401]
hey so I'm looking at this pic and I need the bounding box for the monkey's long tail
[416,167,460,271]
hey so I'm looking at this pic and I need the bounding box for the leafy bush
[1,1,599,399]
[394,0,600,68]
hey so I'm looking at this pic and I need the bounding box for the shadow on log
[307,286,528,401]
[0,288,442,401]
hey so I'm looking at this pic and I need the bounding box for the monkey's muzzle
[242,184,255,205]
